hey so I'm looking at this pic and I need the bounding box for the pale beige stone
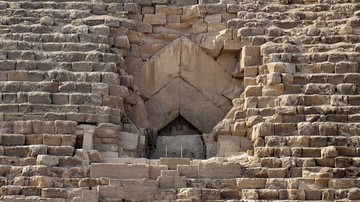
[90,163,149,179]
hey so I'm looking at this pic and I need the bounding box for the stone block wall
[1,0,360,201]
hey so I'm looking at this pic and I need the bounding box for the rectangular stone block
[177,165,198,178]
[236,178,266,189]
[43,134,61,146]
[90,163,149,179]
[149,165,168,180]
[159,158,191,170]
[36,155,59,166]
[13,121,32,134]
[28,92,51,104]
[143,14,166,25]
[198,162,241,179]
[1,134,25,146]
[32,121,55,134]
[54,120,76,134]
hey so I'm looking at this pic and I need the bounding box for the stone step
[241,188,360,200]
[252,122,360,139]
[2,50,120,63]
[1,41,111,53]
[254,146,360,158]
[264,136,360,148]
[260,156,360,168]
[2,33,110,44]
[0,60,119,72]
[1,9,91,19]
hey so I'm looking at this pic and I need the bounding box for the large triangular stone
[179,79,226,133]
[145,78,180,131]
[134,38,181,99]
[180,37,233,106]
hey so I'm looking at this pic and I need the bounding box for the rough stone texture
[0,0,360,201]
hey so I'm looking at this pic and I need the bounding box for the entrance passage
[134,37,243,159]
[149,116,205,159]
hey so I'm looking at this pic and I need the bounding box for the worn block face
[2,0,360,201]
[90,163,150,179]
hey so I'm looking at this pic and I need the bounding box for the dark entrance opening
[149,116,205,159]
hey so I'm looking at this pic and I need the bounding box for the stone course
[1,0,360,201]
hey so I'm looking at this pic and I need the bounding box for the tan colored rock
[217,135,240,155]
[36,155,59,166]
[90,163,149,179]
[321,146,338,158]
[143,14,166,25]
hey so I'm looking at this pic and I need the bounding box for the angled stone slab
[134,38,181,98]
[180,80,226,133]
[180,37,233,107]
[145,78,180,131]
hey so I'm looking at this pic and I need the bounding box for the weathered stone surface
[151,135,204,159]
[90,163,149,179]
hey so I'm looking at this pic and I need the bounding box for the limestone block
[2,134,25,146]
[114,36,130,49]
[94,123,119,138]
[267,73,281,84]
[348,188,360,200]
[236,178,266,189]
[157,175,174,188]
[192,22,207,34]
[337,83,357,95]
[4,146,28,157]
[242,189,259,200]
[244,66,258,77]
[32,121,55,134]
[179,79,226,133]
[145,78,179,131]
[319,123,337,136]
[119,132,138,150]
[48,146,74,156]
[41,188,69,198]
[335,61,358,73]
[177,165,198,178]
[28,92,51,104]
[136,22,152,33]
[134,39,180,99]
[329,178,355,189]
[29,145,47,157]
[259,189,279,200]
[217,135,240,156]
[203,133,217,158]
[304,83,335,95]
[262,84,284,96]
[90,163,149,179]
[204,14,221,23]
[0,186,21,195]
[241,46,261,66]
[52,93,69,105]
[43,134,61,146]
[149,165,167,180]
[91,83,109,96]
[288,189,305,200]
[144,14,166,25]
[321,146,338,158]
[177,188,201,200]
[244,85,262,96]
[36,155,59,166]
[230,122,246,136]
[267,62,296,73]
[13,121,32,134]
[198,162,241,179]
[155,189,176,200]
[159,158,190,170]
